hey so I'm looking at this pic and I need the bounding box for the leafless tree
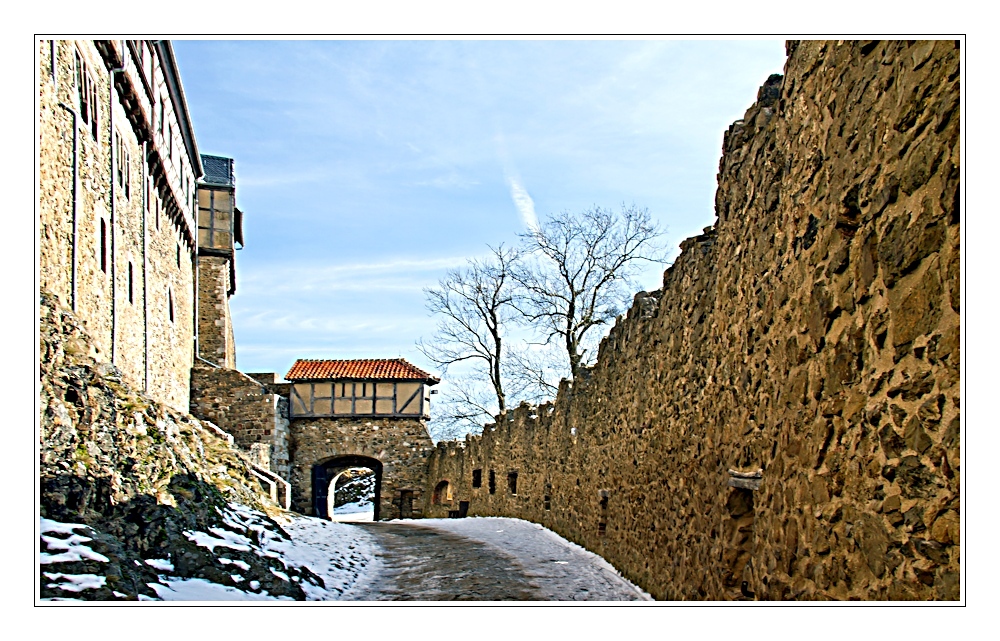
[515,204,667,380]
[417,244,523,434]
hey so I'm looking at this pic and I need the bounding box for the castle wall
[189,363,289,479]
[38,40,197,411]
[426,40,960,601]
[288,416,434,520]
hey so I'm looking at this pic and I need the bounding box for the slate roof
[200,154,234,186]
[285,359,439,384]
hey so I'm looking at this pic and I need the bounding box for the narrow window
[99,218,107,273]
[75,51,89,127]
[176,243,181,268]
[507,471,518,495]
[471,469,482,489]
[127,261,134,304]
[488,470,496,495]
[158,97,164,133]
[168,288,174,323]
[155,196,160,230]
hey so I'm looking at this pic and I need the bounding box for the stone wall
[197,255,236,369]
[288,416,435,520]
[426,40,960,601]
[189,363,289,480]
[37,40,196,412]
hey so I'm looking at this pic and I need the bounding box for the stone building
[283,358,439,520]
[38,40,201,412]
[37,39,442,519]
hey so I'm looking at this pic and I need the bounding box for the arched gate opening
[311,455,383,521]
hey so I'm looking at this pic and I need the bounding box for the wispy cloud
[506,175,538,231]
[238,255,471,296]
[495,132,539,231]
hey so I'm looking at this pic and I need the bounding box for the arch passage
[312,455,383,521]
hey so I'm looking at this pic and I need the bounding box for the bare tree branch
[514,204,667,380]
[417,244,522,434]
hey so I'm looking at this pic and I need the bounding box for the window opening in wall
[158,97,164,133]
[168,288,174,323]
[99,218,107,273]
[472,469,482,489]
[127,261,134,304]
[432,480,452,506]
[74,50,98,141]
[544,483,552,511]
[598,489,609,536]
[115,130,131,200]
[488,470,496,495]
[176,243,181,268]
[507,471,518,495]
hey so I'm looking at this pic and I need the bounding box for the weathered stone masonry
[289,416,434,520]
[427,41,960,601]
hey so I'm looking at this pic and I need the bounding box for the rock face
[426,40,960,601]
[38,292,320,600]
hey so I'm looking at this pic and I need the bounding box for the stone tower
[195,154,243,368]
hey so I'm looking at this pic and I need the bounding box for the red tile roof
[285,358,439,384]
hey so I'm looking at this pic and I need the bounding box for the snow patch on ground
[265,514,381,600]
[144,558,174,572]
[43,572,107,592]
[148,577,293,601]
[39,518,110,565]
[405,517,653,601]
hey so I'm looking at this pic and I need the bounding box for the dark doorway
[311,455,383,521]
[399,490,414,518]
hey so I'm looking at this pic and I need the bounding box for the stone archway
[432,479,452,506]
[311,455,383,521]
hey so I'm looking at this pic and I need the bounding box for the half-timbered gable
[285,359,439,419]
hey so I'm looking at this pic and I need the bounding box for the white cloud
[506,175,538,231]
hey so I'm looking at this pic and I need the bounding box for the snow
[404,517,653,601]
[183,527,253,553]
[330,501,375,522]
[218,557,250,571]
[148,578,293,601]
[140,507,380,601]
[39,518,110,565]
[144,558,174,571]
[43,572,107,592]
[262,514,380,600]
[40,506,648,601]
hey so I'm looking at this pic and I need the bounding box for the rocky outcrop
[39,292,322,600]
[427,40,960,600]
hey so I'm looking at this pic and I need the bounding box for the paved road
[344,518,651,601]
[348,522,540,600]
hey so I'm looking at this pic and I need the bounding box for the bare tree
[515,204,667,380]
[417,245,522,434]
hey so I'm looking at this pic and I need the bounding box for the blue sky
[172,39,787,381]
